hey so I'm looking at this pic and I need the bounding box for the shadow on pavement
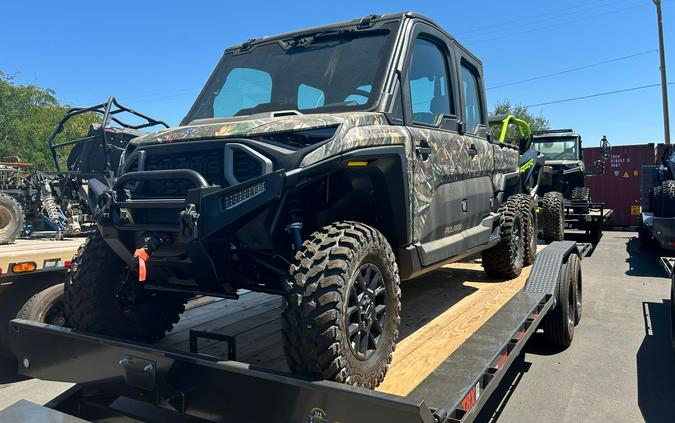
[625,237,670,278]
[0,358,27,384]
[474,353,532,423]
[637,301,675,422]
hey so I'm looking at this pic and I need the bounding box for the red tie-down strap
[133,248,150,282]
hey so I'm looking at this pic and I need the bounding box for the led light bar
[223,181,267,209]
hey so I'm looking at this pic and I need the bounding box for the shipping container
[583,143,663,227]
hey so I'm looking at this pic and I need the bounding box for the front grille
[141,149,226,197]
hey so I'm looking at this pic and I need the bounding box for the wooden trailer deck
[158,260,532,397]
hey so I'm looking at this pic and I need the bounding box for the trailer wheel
[542,254,576,347]
[514,194,537,266]
[282,221,401,388]
[638,221,658,251]
[64,232,186,342]
[568,254,582,325]
[571,187,591,214]
[16,284,67,327]
[482,196,525,279]
[659,181,675,218]
[0,193,24,245]
[542,191,565,243]
[670,272,675,354]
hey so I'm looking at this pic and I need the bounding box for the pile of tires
[640,180,675,250]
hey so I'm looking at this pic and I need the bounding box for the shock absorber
[285,199,304,251]
[40,180,66,230]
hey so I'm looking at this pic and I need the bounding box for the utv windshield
[533,137,578,161]
[183,23,397,123]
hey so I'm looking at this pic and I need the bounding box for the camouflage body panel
[491,145,520,190]
[408,129,494,242]
[130,114,347,146]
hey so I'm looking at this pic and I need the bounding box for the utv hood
[129,113,347,147]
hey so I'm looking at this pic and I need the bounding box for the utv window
[184,23,397,122]
[213,68,272,117]
[461,64,483,133]
[533,138,578,160]
[408,38,452,126]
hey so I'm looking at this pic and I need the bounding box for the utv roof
[223,12,482,65]
[532,129,581,138]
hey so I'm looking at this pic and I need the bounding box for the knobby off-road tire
[571,187,591,214]
[659,180,675,218]
[65,233,186,342]
[17,284,67,327]
[543,191,565,243]
[543,254,577,347]
[482,196,525,279]
[281,221,401,388]
[514,194,537,266]
[652,186,663,217]
[0,193,24,245]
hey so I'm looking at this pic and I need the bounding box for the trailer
[658,257,675,353]
[0,238,82,357]
[564,200,613,244]
[0,241,589,422]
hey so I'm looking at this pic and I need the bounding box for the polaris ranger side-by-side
[531,129,612,243]
[64,13,536,388]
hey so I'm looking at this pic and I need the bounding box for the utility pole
[653,0,671,145]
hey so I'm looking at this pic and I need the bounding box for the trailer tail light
[12,261,37,273]
[64,260,72,268]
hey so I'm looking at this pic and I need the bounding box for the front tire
[0,193,24,245]
[281,221,401,388]
[543,191,565,243]
[65,233,186,342]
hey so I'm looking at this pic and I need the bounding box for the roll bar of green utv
[488,114,532,151]
[47,97,169,174]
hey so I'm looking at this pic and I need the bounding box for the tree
[0,71,98,170]
[490,99,550,144]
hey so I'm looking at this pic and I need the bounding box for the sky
[1,0,672,147]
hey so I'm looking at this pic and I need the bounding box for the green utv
[65,12,533,388]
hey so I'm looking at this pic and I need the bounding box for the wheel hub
[346,262,387,360]
[0,206,11,231]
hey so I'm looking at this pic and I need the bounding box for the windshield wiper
[281,26,387,49]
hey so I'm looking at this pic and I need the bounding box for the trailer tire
[64,233,186,342]
[514,194,537,266]
[282,221,401,389]
[16,284,67,327]
[542,191,565,243]
[638,221,658,251]
[482,196,525,279]
[659,180,675,218]
[571,187,591,214]
[542,254,576,347]
[0,193,24,245]
[568,254,582,325]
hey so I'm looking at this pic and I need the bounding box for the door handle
[416,140,432,160]
[469,144,478,157]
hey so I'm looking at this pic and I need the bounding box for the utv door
[402,26,473,265]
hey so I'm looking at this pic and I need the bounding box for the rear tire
[543,192,565,243]
[17,284,67,327]
[514,194,537,266]
[0,193,24,245]
[543,254,576,347]
[571,187,591,214]
[64,233,186,342]
[659,181,675,218]
[482,196,525,279]
[281,221,401,388]
[569,254,582,325]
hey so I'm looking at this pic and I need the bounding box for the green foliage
[0,71,99,170]
[490,99,550,144]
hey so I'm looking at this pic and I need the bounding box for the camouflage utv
[65,12,531,388]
